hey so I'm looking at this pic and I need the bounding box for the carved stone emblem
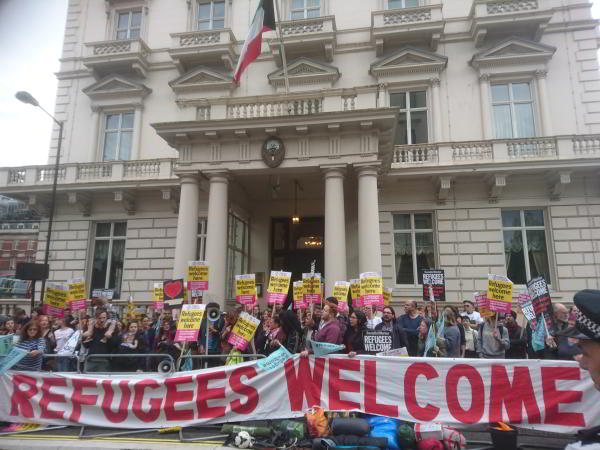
[261,137,285,168]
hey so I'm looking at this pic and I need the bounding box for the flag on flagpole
[233,0,276,83]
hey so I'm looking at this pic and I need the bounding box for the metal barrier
[176,353,266,370]
[83,353,175,374]
[42,354,81,373]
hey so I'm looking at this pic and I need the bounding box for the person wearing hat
[558,290,600,449]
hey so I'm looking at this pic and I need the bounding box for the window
[102,112,134,161]
[390,91,428,145]
[197,0,225,30]
[115,10,142,40]
[90,222,127,299]
[491,82,535,139]
[291,0,320,19]
[393,213,435,285]
[388,0,420,8]
[197,218,207,260]
[502,209,551,285]
[226,214,249,298]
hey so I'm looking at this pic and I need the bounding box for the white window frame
[387,0,422,9]
[290,0,321,19]
[501,209,552,285]
[390,89,430,145]
[114,9,142,40]
[101,111,135,161]
[196,0,225,30]
[226,213,249,299]
[91,222,127,298]
[490,81,537,139]
[392,212,436,287]
[197,218,207,260]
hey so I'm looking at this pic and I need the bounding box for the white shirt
[54,327,75,352]
[463,310,483,324]
[366,316,382,330]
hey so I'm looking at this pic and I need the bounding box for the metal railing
[176,353,265,370]
[82,353,175,374]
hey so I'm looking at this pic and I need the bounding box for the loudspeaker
[206,302,220,322]
[157,359,173,374]
[15,263,48,281]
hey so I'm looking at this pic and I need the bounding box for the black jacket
[375,320,409,350]
[343,327,366,354]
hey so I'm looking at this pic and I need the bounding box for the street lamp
[15,91,64,305]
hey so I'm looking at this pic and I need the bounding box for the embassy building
[2,0,600,310]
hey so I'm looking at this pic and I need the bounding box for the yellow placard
[236,274,256,297]
[177,304,205,331]
[67,278,85,301]
[293,281,304,302]
[383,287,392,306]
[230,312,260,342]
[153,282,164,302]
[46,283,67,310]
[360,272,383,306]
[302,273,321,295]
[186,260,209,292]
[350,279,361,300]
[332,281,350,305]
[267,271,291,294]
[488,279,513,303]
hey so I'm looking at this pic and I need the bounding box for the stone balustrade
[226,98,323,119]
[0,159,175,188]
[392,135,598,169]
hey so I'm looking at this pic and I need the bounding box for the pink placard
[293,298,308,310]
[69,299,88,311]
[174,329,199,342]
[267,292,286,304]
[188,280,208,291]
[352,297,363,308]
[304,293,321,305]
[236,294,256,305]
[152,300,164,310]
[362,293,384,307]
[228,333,249,351]
[43,304,64,318]
[488,298,513,314]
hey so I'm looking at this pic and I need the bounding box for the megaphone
[157,359,174,374]
[206,302,220,322]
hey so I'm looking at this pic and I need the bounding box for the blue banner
[309,340,345,357]
[0,347,28,375]
[257,345,293,372]
[0,335,14,356]
[532,318,546,352]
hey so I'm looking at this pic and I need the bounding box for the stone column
[204,171,229,308]
[131,106,143,160]
[356,164,382,275]
[536,70,553,136]
[323,166,347,297]
[430,77,443,142]
[173,173,200,279]
[479,74,493,139]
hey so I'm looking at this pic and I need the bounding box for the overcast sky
[0,0,599,167]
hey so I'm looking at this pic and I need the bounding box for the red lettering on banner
[132,379,161,423]
[489,366,541,424]
[40,377,67,420]
[364,361,397,417]
[196,371,226,419]
[165,375,195,421]
[284,357,325,411]
[101,380,132,424]
[446,364,485,424]
[9,374,37,418]
[404,362,440,422]
[541,367,585,427]
[70,378,98,422]
[328,358,361,411]
[230,367,259,414]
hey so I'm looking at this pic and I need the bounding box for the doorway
[271,217,324,284]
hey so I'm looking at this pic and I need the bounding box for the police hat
[557,289,600,342]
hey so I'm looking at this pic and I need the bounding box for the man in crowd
[375,306,408,351]
[559,290,600,448]
[301,302,342,355]
[398,300,422,356]
[462,300,482,324]
[364,305,382,330]
[504,311,527,359]
[545,303,569,359]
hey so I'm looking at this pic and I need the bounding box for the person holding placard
[375,306,408,351]
[82,309,119,372]
[13,321,46,371]
[300,303,342,356]
[477,315,510,359]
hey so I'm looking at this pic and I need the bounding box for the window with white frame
[502,209,551,285]
[388,0,420,8]
[393,213,435,285]
[291,0,320,19]
[196,0,225,30]
[90,222,127,299]
[115,10,142,40]
[390,91,428,145]
[226,214,249,298]
[102,112,134,161]
[197,218,207,260]
[491,82,536,139]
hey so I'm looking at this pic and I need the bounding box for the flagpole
[273,0,291,94]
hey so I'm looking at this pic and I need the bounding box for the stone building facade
[1,0,599,309]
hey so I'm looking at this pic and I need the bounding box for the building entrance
[270,217,324,284]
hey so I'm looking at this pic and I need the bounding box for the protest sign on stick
[187,261,209,299]
[332,281,350,312]
[293,281,307,310]
[67,278,86,311]
[360,272,383,307]
[487,274,513,314]
[475,291,494,318]
[44,282,67,318]
[153,282,164,310]
[350,279,362,308]
[163,279,185,309]
[422,270,445,302]
[267,271,291,305]
[235,274,256,305]
[228,312,260,350]
[175,304,206,342]
[363,330,393,354]
[527,276,555,333]
[302,273,321,305]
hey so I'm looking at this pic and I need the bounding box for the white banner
[0,356,597,433]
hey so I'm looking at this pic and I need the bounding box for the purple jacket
[312,319,342,346]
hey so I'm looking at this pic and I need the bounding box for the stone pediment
[268,58,340,87]
[370,46,448,79]
[470,37,556,68]
[169,66,233,92]
[83,75,151,101]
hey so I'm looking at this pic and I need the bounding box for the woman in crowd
[117,321,142,371]
[38,315,56,370]
[344,310,367,357]
[417,318,432,357]
[82,309,119,372]
[153,319,181,369]
[265,313,286,356]
[442,309,461,358]
[54,317,75,372]
[13,320,46,371]
[0,318,15,336]
[276,310,303,354]
[463,319,479,358]
[302,310,317,347]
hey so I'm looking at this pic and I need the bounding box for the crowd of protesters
[0,295,582,373]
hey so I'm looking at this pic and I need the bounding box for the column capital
[353,162,381,178]
[429,77,441,87]
[479,73,490,82]
[321,164,346,179]
[176,170,200,184]
[535,69,548,79]
[202,169,230,184]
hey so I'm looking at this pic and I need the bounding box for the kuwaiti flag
[233,0,276,83]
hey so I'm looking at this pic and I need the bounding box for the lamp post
[15,91,63,305]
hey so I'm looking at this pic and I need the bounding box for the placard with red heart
[163,279,184,300]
